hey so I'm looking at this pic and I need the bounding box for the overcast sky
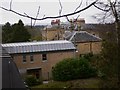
[0,0,105,25]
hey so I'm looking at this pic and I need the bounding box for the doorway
[27,68,42,80]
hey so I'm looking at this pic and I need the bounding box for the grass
[31,78,100,89]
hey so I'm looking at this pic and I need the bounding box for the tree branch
[58,0,62,16]
[109,0,119,22]
[102,11,108,23]
[66,16,70,22]
[76,15,80,20]
[33,6,41,26]
[74,0,83,12]
[24,12,29,17]
[0,0,98,21]
[31,18,32,28]
[10,0,12,10]
[0,6,33,18]
[94,4,110,12]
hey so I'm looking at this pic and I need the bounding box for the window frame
[42,54,47,61]
[22,54,26,63]
[30,54,34,62]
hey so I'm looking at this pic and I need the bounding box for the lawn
[31,78,100,89]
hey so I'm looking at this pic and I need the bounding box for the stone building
[42,28,65,41]
[2,40,76,80]
[64,31,102,56]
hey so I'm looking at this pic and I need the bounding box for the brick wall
[12,50,74,80]
[76,41,102,56]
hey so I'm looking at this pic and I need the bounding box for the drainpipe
[73,33,77,58]
[47,72,49,81]
[90,41,92,54]
[46,28,47,40]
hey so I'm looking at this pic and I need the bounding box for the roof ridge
[69,31,76,41]
[85,31,102,40]
[1,40,71,47]
[68,31,102,42]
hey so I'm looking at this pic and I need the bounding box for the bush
[83,53,93,61]
[52,58,97,81]
[25,75,41,86]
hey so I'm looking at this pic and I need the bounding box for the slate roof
[64,31,74,40]
[65,31,101,43]
[0,45,26,88]
[81,23,115,31]
[1,40,76,54]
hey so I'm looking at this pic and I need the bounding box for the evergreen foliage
[2,20,31,43]
[25,75,41,86]
[52,58,97,81]
[2,22,12,43]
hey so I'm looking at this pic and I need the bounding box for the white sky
[0,0,104,25]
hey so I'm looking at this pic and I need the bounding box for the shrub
[25,75,41,86]
[52,58,97,81]
[83,53,93,61]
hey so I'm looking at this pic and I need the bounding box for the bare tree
[93,0,120,88]
[0,0,98,23]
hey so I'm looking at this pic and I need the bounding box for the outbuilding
[2,40,76,80]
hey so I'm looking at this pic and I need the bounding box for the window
[23,55,26,63]
[75,44,78,47]
[42,54,47,61]
[30,54,34,62]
